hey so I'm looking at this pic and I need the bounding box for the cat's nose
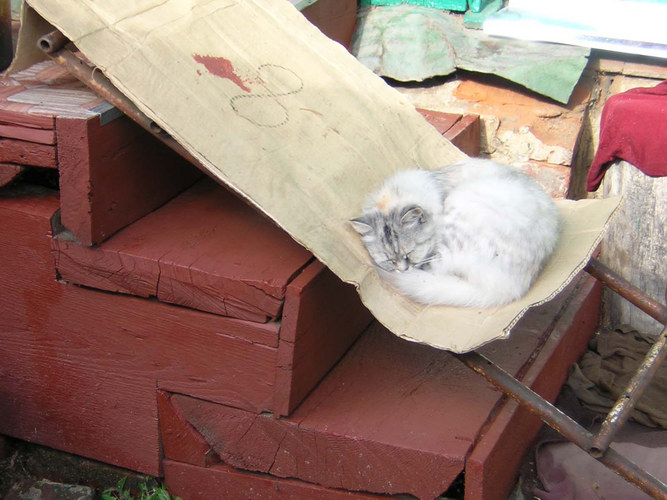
[397,259,409,272]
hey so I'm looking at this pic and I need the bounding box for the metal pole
[586,259,667,324]
[456,351,667,499]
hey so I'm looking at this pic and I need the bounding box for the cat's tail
[384,268,530,308]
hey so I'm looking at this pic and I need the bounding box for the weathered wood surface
[164,461,378,500]
[465,274,602,500]
[54,177,314,323]
[0,187,284,474]
[275,260,373,415]
[445,113,481,157]
[600,160,667,335]
[165,275,599,499]
[0,138,56,168]
[417,108,481,157]
[56,114,202,246]
[157,391,219,469]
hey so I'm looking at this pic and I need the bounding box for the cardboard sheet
[12,0,619,353]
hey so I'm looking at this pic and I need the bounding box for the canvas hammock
[10,0,619,353]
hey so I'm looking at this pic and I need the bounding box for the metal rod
[455,351,667,499]
[590,324,667,457]
[38,30,69,54]
[586,259,667,325]
[38,32,204,170]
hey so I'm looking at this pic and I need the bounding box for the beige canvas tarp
[10,0,619,353]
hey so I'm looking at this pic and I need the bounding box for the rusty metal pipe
[38,30,69,54]
[590,324,667,457]
[585,259,667,325]
[455,351,667,499]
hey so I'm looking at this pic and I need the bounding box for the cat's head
[350,204,436,272]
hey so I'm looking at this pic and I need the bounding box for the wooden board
[0,186,281,475]
[163,461,378,500]
[274,260,373,415]
[53,177,314,323]
[0,138,56,168]
[417,108,481,157]
[56,114,202,246]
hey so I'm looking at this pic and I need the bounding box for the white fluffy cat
[350,159,560,308]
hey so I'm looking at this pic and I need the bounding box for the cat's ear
[400,206,425,228]
[349,216,373,236]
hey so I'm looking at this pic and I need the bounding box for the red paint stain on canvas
[193,54,250,93]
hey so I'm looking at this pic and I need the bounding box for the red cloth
[586,80,667,191]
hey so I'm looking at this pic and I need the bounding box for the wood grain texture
[170,392,465,499]
[274,260,373,415]
[417,108,481,157]
[0,108,55,130]
[56,113,202,246]
[53,177,314,323]
[600,160,667,336]
[0,123,55,144]
[0,138,57,168]
[445,113,481,157]
[465,274,602,500]
[0,188,281,474]
[157,391,219,468]
[166,277,600,498]
[164,461,379,499]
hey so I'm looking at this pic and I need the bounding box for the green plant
[101,477,180,500]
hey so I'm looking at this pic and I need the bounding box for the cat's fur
[350,159,560,308]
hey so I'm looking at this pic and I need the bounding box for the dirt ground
[0,436,160,499]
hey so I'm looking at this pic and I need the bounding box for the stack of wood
[0,60,106,185]
[0,56,603,499]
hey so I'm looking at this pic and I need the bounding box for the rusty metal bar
[586,258,667,325]
[38,30,69,54]
[591,325,667,456]
[455,351,667,499]
[38,31,204,170]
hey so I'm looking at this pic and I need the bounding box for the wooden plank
[444,113,481,157]
[417,108,461,134]
[417,108,481,157]
[0,123,55,144]
[164,461,379,499]
[0,189,281,474]
[0,138,57,168]
[465,274,602,500]
[600,160,667,336]
[274,260,373,415]
[0,108,55,129]
[171,391,467,499]
[157,391,219,468]
[0,163,24,186]
[53,177,314,323]
[56,113,203,246]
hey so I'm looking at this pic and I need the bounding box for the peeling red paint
[193,54,250,93]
